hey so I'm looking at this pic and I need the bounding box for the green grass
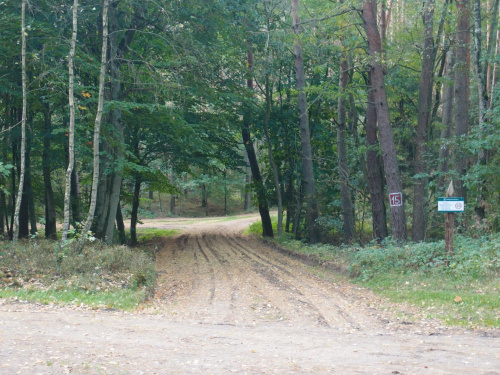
[247,219,500,328]
[363,273,499,327]
[131,228,181,242]
[0,288,147,310]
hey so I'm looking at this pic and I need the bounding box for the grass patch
[362,272,499,327]
[247,220,500,328]
[0,237,156,310]
[131,228,181,243]
[0,288,147,310]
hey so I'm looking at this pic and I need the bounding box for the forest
[1,0,499,248]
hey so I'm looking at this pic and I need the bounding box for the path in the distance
[0,214,499,374]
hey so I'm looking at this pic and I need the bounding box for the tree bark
[0,95,9,236]
[365,76,388,242]
[93,3,136,244]
[242,121,274,237]
[116,201,127,245]
[263,70,283,236]
[337,56,355,242]
[170,169,176,215]
[71,168,81,225]
[438,50,455,191]
[292,0,320,243]
[242,46,273,237]
[485,0,499,103]
[77,0,110,252]
[94,2,128,244]
[25,127,36,236]
[13,0,27,243]
[41,104,57,239]
[454,0,471,200]
[473,0,489,163]
[361,0,407,241]
[62,0,79,243]
[244,151,251,211]
[412,0,435,242]
[130,175,142,247]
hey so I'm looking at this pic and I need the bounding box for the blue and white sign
[438,197,464,213]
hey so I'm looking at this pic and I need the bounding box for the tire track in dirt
[211,232,336,327]
[154,219,387,330]
[200,234,239,322]
[200,231,293,324]
[219,232,366,330]
[194,235,216,303]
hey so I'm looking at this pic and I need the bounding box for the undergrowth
[0,238,157,310]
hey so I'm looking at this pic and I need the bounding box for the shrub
[350,235,500,281]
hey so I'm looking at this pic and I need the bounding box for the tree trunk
[62,0,79,243]
[244,151,251,211]
[170,169,176,215]
[42,104,57,239]
[116,201,127,245]
[365,76,388,242]
[0,95,9,236]
[77,0,110,252]
[485,0,499,105]
[243,45,273,237]
[26,127,36,236]
[412,0,435,242]
[130,176,142,247]
[285,169,295,233]
[337,56,355,242]
[454,0,471,200]
[13,0,27,243]
[242,121,274,237]
[263,72,283,236]
[361,0,407,241]
[93,3,135,244]
[473,0,489,162]
[438,50,455,191]
[71,168,81,225]
[9,141,16,240]
[292,0,320,243]
[201,183,207,207]
[293,180,303,238]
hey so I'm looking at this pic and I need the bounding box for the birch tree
[76,0,110,252]
[12,0,27,243]
[61,0,78,244]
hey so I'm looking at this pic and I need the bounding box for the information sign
[438,197,464,213]
[389,192,403,207]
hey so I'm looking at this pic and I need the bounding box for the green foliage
[0,162,13,195]
[351,235,500,281]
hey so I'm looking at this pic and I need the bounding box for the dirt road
[1,215,499,374]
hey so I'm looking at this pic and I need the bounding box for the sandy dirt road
[1,214,499,374]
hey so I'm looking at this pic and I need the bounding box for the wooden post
[445,181,455,265]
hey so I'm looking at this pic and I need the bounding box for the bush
[350,235,500,281]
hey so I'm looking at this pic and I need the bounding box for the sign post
[438,181,464,264]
